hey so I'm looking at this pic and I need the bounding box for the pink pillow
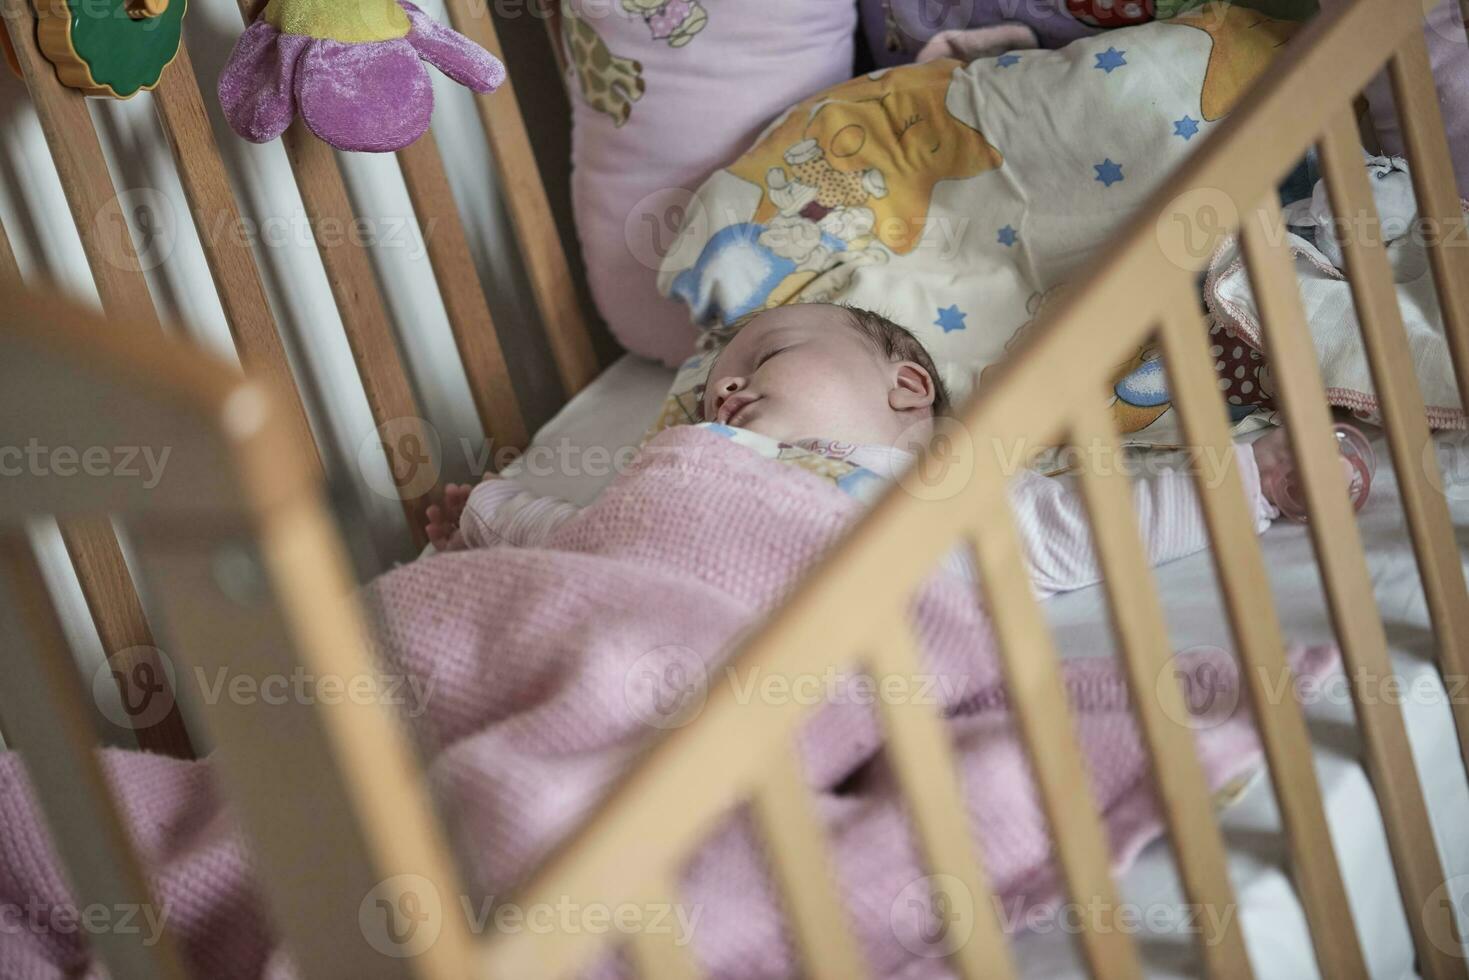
[561,1,858,367]
[1364,0,1469,201]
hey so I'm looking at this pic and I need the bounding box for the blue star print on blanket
[935,305,968,333]
[996,53,1021,67]
[1094,47,1127,73]
[1173,116,1200,140]
[1094,159,1125,187]
[997,225,1018,247]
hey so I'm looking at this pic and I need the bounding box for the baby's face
[702,306,934,446]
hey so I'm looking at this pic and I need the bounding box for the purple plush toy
[219,0,506,153]
[861,0,1100,67]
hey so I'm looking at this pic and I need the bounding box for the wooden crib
[1,0,1467,976]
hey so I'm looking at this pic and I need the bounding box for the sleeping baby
[427,302,1343,596]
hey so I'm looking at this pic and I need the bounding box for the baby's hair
[700,304,953,418]
[839,306,952,416]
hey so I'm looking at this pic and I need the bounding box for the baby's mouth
[718,393,761,427]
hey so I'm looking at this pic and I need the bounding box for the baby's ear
[890,362,936,412]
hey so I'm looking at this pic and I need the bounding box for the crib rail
[0,0,593,759]
[0,286,481,979]
[482,0,1469,977]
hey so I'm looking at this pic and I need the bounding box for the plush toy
[31,0,187,98]
[219,0,505,153]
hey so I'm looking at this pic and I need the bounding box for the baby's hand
[1249,426,1294,501]
[425,483,474,551]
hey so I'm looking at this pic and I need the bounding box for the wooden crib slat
[442,0,600,397]
[537,0,570,77]
[1316,113,1469,978]
[1239,198,1467,979]
[627,907,702,980]
[0,536,189,980]
[1158,281,1367,979]
[751,745,869,980]
[2,218,191,759]
[5,2,194,759]
[1318,109,1469,666]
[152,42,322,479]
[224,0,434,548]
[57,519,194,758]
[0,210,18,282]
[397,132,529,454]
[1067,407,1253,979]
[967,487,1144,980]
[135,507,478,979]
[0,0,159,330]
[1386,35,1469,772]
[1389,34,1469,376]
[281,124,435,545]
[871,621,1017,980]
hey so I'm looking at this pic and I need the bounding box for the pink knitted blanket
[0,427,1337,978]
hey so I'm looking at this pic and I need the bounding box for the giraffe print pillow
[558,0,859,367]
[649,9,1301,446]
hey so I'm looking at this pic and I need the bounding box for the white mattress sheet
[1024,429,1469,978]
[500,354,676,506]
[509,358,1469,976]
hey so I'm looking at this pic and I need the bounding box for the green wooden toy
[35,0,187,98]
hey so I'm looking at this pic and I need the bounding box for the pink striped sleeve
[1007,444,1273,600]
[461,479,582,550]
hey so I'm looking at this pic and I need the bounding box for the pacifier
[1264,423,1375,522]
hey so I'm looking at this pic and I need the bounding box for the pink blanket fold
[0,427,1337,979]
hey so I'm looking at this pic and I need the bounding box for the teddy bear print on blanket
[653,7,1299,447]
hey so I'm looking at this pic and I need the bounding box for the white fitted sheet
[500,354,677,506]
[510,356,1469,976]
[1028,429,1469,978]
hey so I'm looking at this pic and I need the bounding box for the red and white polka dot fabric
[1065,0,1155,28]
[1209,319,1275,413]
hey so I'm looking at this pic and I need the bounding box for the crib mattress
[1032,429,1469,978]
[511,356,1469,977]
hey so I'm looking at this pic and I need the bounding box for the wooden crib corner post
[1,286,479,980]
[134,411,481,980]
